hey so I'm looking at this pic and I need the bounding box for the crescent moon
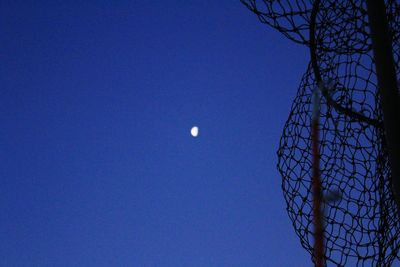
[191,126,199,137]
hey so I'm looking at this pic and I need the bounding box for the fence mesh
[241,0,400,265]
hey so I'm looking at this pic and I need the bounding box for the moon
[191,126,199,137]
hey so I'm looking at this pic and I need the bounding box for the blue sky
[1,1,311,266]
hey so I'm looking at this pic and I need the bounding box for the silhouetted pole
[309,1,325,265]
[366,0,400,208]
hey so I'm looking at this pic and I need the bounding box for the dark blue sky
[1,1,311,266]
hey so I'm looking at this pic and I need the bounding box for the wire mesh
[241,0,400,265]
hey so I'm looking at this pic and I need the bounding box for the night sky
[1,1,311,266]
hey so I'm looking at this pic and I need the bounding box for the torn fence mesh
[241,0,400,265]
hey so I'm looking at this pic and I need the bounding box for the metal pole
[366,0,400,208]
[312,87,324,267]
